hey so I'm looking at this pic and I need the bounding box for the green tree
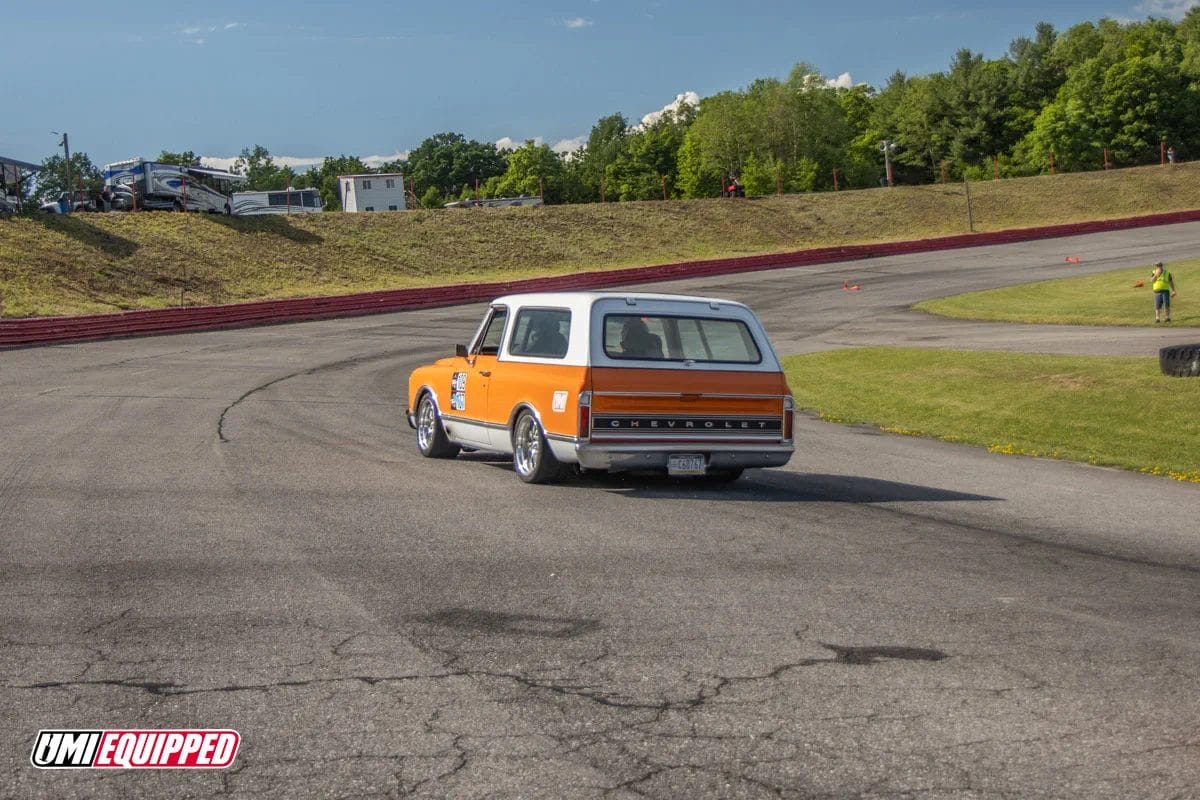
[890,75,953,176]
[233,144,292,190]
[942,49,1013,165]
[36,152,102,201]
[406,132,506,200]
[604,108,692,200]
[577,113,629,201]
[156,150,201,167]
[485,140,564,202]
[1098,54,1196,164]
[300,155,370,210]
[677,91,755,197]
[1007,23,1065,146]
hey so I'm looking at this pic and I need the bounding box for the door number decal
[450,372,467,411]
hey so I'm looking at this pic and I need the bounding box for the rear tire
[415,394,459,458]
[511,411,562,484]
[1160,344,1200,377]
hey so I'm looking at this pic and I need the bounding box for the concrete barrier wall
[4,208,1199,348]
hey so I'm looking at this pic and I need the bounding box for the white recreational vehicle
[102,159,245,213]
[231,188,323,216]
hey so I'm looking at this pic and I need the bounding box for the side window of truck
[508,308,571,358]
[475,307,509,356]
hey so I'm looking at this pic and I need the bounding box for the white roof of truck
[490,291,748,312]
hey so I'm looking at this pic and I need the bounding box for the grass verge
[783,347,1200,482]
[915,261,1199,327]
[3,162,1200,318]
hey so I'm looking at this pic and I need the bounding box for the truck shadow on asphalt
[597,471,1001,503]
[465,455,999,502]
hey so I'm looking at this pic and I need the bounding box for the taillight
[578,391,592,440]
[782,396,794,441]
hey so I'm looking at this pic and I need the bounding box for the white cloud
[637,91,700,129]
[1134,0,1198,18]
[826,72,855,89]
[551,136,586,155]
[564,17,593,28]
[179,22,243,41]
[361,151,409,168]
[495,136,543,151]
[200,157,236,171]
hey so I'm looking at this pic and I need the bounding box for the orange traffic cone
[1132,280,1144,288]
[1064,256,1081,264]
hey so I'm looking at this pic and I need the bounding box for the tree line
[26,11,1200,208]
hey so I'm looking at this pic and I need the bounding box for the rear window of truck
[602,314,762,364]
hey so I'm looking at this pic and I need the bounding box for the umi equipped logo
[30,729,239,769]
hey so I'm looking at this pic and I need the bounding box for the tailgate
[587,367,791,443]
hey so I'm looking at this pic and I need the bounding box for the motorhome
[231,188,323,216]
[102,159,244,213]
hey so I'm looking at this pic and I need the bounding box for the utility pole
[53,132,72,205]
[880,140,897,187]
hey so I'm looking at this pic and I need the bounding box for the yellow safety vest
[1152,270,1173,292]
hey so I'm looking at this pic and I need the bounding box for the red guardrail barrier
[4,208,1200,348]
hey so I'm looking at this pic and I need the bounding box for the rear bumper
[567,440,794,473]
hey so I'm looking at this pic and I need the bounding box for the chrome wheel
[513,414,541,478]
[415,394,459,459]
[511,411,561,483]
[416,397,437,452]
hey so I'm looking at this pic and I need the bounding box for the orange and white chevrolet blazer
[406,292,795,483]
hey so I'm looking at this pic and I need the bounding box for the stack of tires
[1159,344,1200,377]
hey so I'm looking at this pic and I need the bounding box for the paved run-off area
[1,223,1199,798]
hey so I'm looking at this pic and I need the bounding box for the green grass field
[3,162,1200,318]
[783,347,1200,482]
[915,262,1198,326]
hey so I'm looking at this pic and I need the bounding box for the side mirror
[455,344,468,358]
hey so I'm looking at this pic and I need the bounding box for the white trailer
[231,188,323,216]
[103,159,244,213]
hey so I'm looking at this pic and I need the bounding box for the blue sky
[2,0,1191,171]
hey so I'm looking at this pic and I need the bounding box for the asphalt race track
[3,223,1199,799]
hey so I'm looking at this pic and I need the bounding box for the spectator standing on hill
[1167,146,1177,164]
[1150,262,1177,323]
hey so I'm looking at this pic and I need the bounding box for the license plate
[667,453,706,476]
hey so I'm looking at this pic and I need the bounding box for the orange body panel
[409,358,588,440]
[484,362,589,437]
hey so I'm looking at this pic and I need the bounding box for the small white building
[338,172,406,212]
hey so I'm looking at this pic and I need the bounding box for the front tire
[511,411,561,484]
[415,394,459,458]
